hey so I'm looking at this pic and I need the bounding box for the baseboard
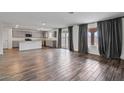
[88,52,99,56]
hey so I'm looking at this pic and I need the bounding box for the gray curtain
[58,28,62,48]
[54,31,57,37]
[78,24,88,54]
[53,31,57,48]
[42,31,46,47]
[97,18,122,59]
[68,26,74,51]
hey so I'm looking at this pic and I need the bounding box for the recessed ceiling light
[42,23,46,26]
[15,25,19,28]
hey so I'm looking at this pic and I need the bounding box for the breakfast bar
[19,40,42,51]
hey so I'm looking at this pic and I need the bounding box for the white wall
[8,29,12,49]
[2,28,12,49]
[121,18,124,60]
[73,25,79,51]
[0,28,3,55]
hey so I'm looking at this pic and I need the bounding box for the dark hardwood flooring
[0,48,124,81]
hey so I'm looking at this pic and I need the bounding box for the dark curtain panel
[54,31,57,37]
[58,28,62,48]
[68,26,74,51]
[97,18,122,59]
[42,31,46,47]
[53,31,57,48]
[78,24,88,54]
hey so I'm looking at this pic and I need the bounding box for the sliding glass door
[61,30,69,49]
[88,23,99,55]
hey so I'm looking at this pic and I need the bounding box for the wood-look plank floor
[0,48,124,81]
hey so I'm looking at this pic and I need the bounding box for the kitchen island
[19,40,42,51]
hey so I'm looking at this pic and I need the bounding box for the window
[48,32,53,38]
[61,30,69,49]
[88,23,99,55]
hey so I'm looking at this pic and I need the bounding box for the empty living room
[0,12,124,81]
[1,0,124,93]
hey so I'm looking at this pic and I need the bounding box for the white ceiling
[0,12,124,30]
